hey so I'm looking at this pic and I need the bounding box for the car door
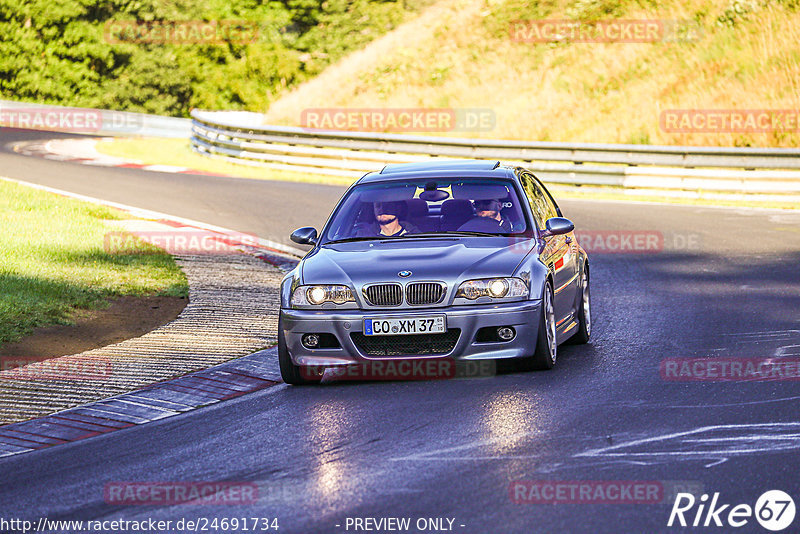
[520,173,577,331]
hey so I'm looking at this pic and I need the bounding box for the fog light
[302,334,320,348]
[497,327,515,341]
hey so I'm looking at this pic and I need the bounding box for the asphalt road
[2,129,800,534]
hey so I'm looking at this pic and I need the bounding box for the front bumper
[280,300,542,366]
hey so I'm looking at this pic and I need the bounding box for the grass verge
[96,137,359,187]
[0,179,188,344]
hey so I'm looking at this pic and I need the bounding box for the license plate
[364,316,446,336]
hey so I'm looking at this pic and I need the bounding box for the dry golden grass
[263,0,800,147]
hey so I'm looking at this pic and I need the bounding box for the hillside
[263,0,800,147]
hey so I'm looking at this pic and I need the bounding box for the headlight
[291,285,355,306]
[455,278,528,300]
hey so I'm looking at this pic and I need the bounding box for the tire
[517,279,557,371]
[278,316,321,385]
[566,265,591,345]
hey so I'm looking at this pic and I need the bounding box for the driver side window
[519,172,555,229]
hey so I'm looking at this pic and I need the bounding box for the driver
[356,201,419,237]
[473,199,512,232]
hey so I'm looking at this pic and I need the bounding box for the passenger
[460,199,512,232]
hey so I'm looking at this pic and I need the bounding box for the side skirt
[556,312,578,343]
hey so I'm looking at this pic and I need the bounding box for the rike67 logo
[668,490,796,531]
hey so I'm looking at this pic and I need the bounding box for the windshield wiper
[325,236,395,244]
[402,231,498,238]
[327,231,499,244]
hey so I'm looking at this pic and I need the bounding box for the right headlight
[291,285,355,306]
[455,277,529,300]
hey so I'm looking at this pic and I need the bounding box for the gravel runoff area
[0,251,290,426]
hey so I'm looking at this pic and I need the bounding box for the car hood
[301,237,537,287]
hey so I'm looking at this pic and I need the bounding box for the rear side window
[519,172,557,229]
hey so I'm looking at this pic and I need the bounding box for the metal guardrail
[2,99,796,197]
[190,110,800,197]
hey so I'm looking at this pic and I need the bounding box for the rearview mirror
[543,217,574,237]
[291,227,318,245]
[420,181,450,202]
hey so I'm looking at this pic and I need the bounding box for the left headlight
[455,277,528,300]
[291,285,355,306]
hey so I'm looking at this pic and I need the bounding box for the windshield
[322,178,529,243]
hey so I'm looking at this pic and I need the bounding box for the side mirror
[290,227,318,245]
[543,217,574,237]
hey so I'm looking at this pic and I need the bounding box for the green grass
[0,179,188,344]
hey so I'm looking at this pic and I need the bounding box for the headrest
[441,199,474,218]
[406,198,429,218]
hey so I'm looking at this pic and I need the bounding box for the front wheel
[278,316,321,385]
[517,280,557,371]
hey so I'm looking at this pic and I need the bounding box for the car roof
[357,160,518,184]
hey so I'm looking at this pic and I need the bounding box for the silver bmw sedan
[278,160,590,384]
